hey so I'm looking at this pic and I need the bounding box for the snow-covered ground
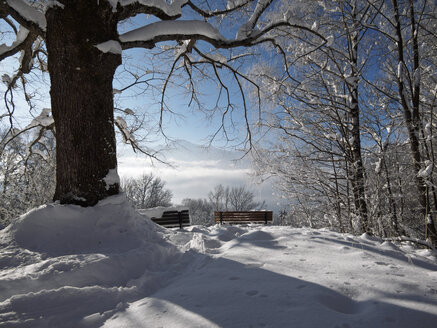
[0,195,436,327]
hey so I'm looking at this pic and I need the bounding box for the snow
[326,35,334,47]
[103,169,120,190]
[138,206,189,219]
[0,26,29,57]
[418,161,433,178]
[345,75,359,87]
[26,108,53,129]
[96,40,122,55]
[206,53,228,65]
[236,0,270,39]
[6,0,47,31]
[227,0,248,10]
[0,197,436,327]
[119,20,224,44]
[45,0,65,10]
[397,62,403,79]
[115,116,135,144]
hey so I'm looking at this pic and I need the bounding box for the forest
[0,0,436,248]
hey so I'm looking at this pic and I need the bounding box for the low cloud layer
[117,141,279,209]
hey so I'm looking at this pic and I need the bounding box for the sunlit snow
[0,195,436,327]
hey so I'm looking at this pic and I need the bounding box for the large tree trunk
[46,1,121,206]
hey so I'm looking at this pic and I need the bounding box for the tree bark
[408,0,437,245]
[45,1,121,206]
[391,0,437,245]
[346,3,369,233]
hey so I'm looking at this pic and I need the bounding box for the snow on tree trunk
[46,1,121,206]
[349,45,369,233]
[391,0,437,245]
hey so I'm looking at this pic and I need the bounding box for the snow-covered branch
[236,0,273,39]
[0,26,34,61]
[0,0,46,35]
[118,19,326,51]
[114,115,167,163]
[119,20,224,49]
[0,108,55,157]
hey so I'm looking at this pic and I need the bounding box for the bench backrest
[214,211,273,224]
[151,210,190,229]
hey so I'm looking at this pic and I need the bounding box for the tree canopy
[0,0,324,206]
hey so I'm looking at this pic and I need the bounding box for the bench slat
[151,218,190,224]
[214,211,273,224]
[150,210,190,229]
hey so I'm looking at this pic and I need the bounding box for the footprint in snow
[207,240,222,249]
[246,290,259,296]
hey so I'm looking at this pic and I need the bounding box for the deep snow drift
[0,195,436,327]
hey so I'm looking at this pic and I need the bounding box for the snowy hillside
[0,196,436,327]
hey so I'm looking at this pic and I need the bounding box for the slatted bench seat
[138,208,190,229]
[150,210,190,229]
[214,211,273,225]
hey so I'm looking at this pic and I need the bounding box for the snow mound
[138,205,188,219]
[0,195,192,327]
[2,194,159,256]
[241,230,275,241]
[1,212,437,327]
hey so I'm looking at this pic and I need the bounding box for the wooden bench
[150,210,190,229]
[214,211,273,225]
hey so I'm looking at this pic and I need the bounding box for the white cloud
[118,140,280,210]
[118,155,254,204]
[117,141,281,209]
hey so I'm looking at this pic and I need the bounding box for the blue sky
[114,53,275,208]
[113,41,259,148]
[0,8,261,147]
[111,9,264,148]
[0,8,280,210]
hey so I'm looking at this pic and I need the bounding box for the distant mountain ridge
[160,139,249,165]
[118,139,280,211]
